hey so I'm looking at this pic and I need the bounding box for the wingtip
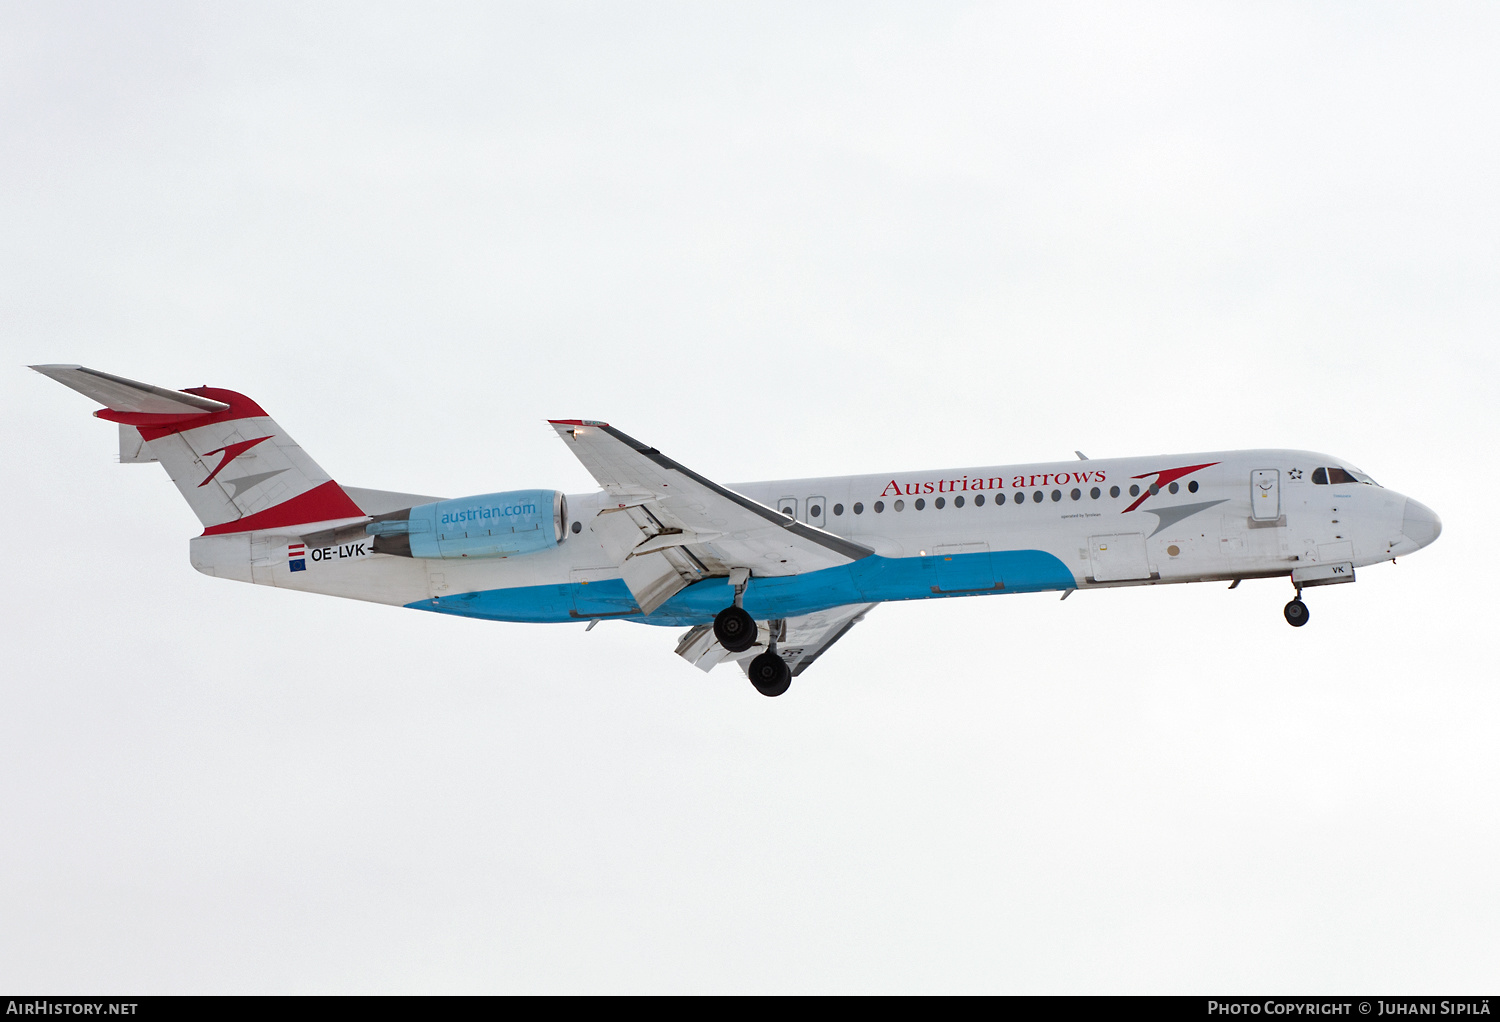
[549,418,610,427]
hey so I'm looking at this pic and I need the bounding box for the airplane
[32,364,1443,697]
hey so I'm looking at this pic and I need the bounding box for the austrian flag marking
[288,543,306,572]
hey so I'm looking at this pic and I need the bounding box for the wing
[550,420,873,614]
[674,602,876,678]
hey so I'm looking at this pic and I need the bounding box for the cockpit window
[1312,466,1379,486]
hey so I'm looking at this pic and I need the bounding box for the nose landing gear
[1284,593,1310,627]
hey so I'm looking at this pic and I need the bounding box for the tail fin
[33,365,364,535]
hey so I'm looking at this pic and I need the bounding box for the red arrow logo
[199,435,274,487]
[1121,462,1219,512]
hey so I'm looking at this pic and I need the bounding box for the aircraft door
[777,496,798,521]
[806,496,826,528]
[1089,533,1152,582]
[929,542,1000,593]
[1251,470,1280,522]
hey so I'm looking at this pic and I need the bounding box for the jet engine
[367,489,567,559]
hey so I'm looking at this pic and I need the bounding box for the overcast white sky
[2,1,1496,993]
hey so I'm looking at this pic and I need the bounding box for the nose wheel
[1284,597,1310,627]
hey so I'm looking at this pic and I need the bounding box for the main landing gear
[713,605,757,652]
[716,570,791,697]
[748,650,792,698]
[715,606,792,696]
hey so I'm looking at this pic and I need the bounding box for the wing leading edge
[550,420,873,614]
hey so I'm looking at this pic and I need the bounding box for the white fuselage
[194,448,1438,628]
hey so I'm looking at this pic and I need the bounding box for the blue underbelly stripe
[406,550,1076,627]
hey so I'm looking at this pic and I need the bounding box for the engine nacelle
[367,489,567,559]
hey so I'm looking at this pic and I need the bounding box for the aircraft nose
[1401,498,1442,549]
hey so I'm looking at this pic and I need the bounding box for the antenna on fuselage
[1075,451,1089,460]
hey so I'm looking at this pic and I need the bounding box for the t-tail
[32,365,365,534]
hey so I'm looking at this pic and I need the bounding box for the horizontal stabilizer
[35,364,364,533]
[30,364,229,415]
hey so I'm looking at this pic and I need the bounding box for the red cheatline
[201,481,365,536]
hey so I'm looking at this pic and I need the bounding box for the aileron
[551,419,874,615]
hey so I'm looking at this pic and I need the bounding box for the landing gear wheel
[748,652,792,697]
[1284,599,1310,627]
[714,605,758,653]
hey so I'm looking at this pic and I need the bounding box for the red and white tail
[33,365,365,535]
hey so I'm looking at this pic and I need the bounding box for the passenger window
[914,498,925,510]
[874,501,884,513]
[832,504,843,516]
[1110,486,1120,498]
[1015,492,1025,504]
[995,492,1006,505]
[1090,487,1100,499]
[1188,481,1199,493]
[853,502,864,515]
[1051,489,1061,502]
[1033,490,1043,503]
[974,493,984,506]
[895,500,905,511]
[1168,482,1179,494]
[934,497,944,509]
[955,495,965,508]
[1129,484,1140,497]
[1070,488,1080,501]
